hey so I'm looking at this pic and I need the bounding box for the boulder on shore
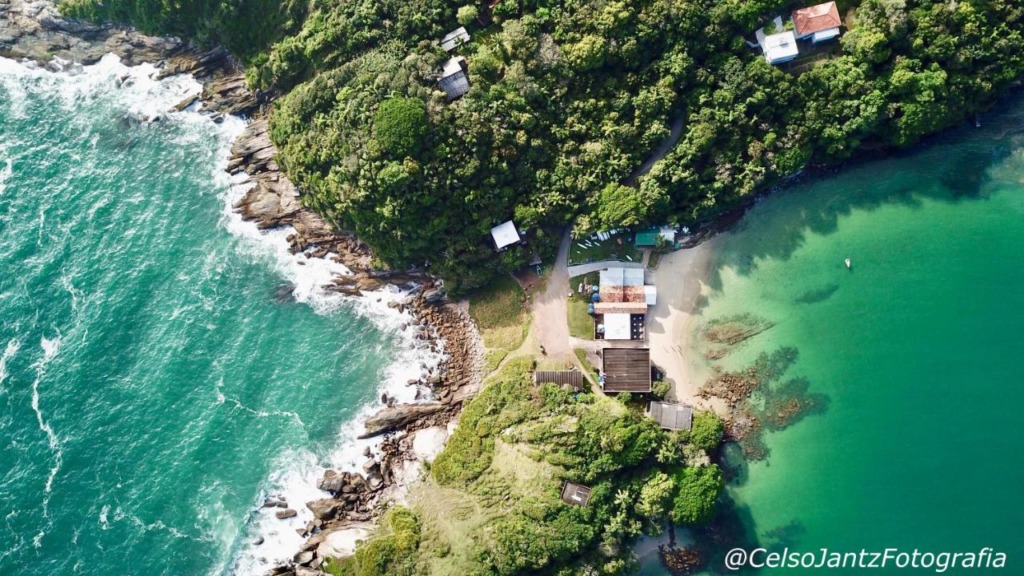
[275,509,297,520]
[358,402,445,439]
[317,470,346,493]
[306,498,343,521]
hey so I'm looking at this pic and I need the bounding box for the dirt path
[624,113,686,185]
[532,230,574,361]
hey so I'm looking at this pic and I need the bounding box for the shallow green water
[0,56,435,575]
[692,98,1024,573]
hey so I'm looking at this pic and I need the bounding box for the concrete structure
[490,220,520,249]
[762,31,799,64]
[603,313,632,341]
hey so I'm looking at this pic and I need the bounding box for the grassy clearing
[535,357,572,371]
[568,231,644,266]
[468,274,526,329]
[483,349,508,374]
[468,274,529,352]
[574,347,599,381]
[411,480,495,576]
[567,297,594,340]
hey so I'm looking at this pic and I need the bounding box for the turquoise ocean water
[687,97,1024,573]
[0,56,438,575]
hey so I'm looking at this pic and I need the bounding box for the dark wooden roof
[649,401,693,431]
[560,481,592,506]
[602,347,651,393]
[535,370,585,392]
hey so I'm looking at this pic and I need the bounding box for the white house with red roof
[792,1,843,43]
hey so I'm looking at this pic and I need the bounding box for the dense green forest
[60,0,1024,290]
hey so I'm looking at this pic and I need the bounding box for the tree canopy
[61,0,1024,289]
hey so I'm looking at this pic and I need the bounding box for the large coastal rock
[358,402,446,439]
[0,0,179,64]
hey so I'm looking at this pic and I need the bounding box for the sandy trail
[532,230,574,361]
[645,240,716,405]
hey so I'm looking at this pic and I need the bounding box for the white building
[490,220,520,250]
[762,31,799,65]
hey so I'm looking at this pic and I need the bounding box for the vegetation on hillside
[409,358,724,574]
[61,0,1024,289]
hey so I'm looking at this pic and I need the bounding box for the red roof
[792,2,842,37]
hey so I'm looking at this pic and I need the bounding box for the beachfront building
[648,401,694,432]
[534,369,586,392]
[490,220,520,250]
[600,347,652,394]
[793,1,843,43]
[593,267,657,340]
[441,27,470,52]
[439,56,470,100]
[560,481,592,506]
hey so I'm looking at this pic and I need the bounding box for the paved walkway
[567,260,644,279]
[532,230,574,361]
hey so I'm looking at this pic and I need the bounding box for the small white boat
[845,258,852,269]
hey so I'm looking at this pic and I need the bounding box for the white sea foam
[99,505,111,531]
[6,51,446,575]
[28,334,64,549]
[0,339,20,392]
[0,157,11,196]
[215,123,446,575]
[1,54,202,124]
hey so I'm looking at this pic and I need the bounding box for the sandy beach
[646,239,716,407]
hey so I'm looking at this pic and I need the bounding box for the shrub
[688,411,724,453]
[373,97,428,159]
[652,379,671,399]
[456,4,478,27]
[671,465,723,525]
[345,506,421,576]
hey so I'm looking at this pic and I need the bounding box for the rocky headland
[2,3,484,573]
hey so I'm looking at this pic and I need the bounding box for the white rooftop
[442,56,466,78]
[490,220,520,249]
[763,31,799,64]
[600,267,645,287]
[644,285,657,306]
[603,313,632,340]
[812,27,841,42]
[441,27,470,51]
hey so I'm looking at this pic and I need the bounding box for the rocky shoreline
[3,4,484,574]
[228,121,484,575]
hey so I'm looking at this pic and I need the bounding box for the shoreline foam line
[218,158,447,576]
[0,52,441,576]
